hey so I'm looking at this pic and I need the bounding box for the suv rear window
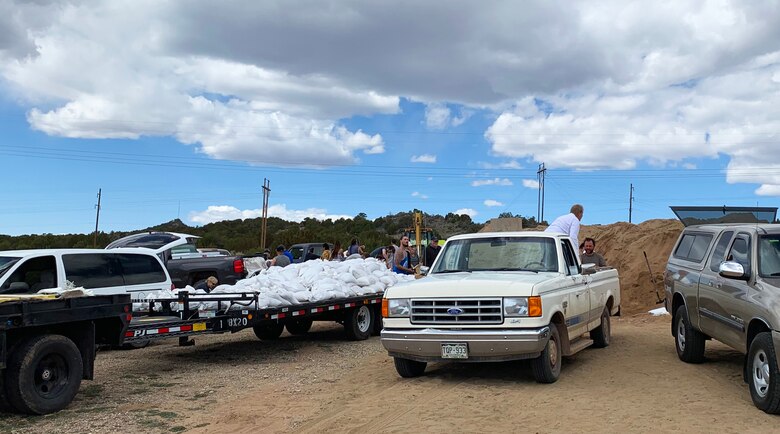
[674,233,713,262]
[117,254,167,284]
[63,254,124,289]
[107,233,181,249]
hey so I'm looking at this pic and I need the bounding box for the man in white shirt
[545,204,584,259]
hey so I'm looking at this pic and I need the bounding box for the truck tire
[344,305,372,341]
[590,307,611,348]
[5,334,83,415]
[253,323,284,340]
[748,332,780,413]
[371,305,383,336]
[285,318,313,335]
[674,305,705,363]
[394,357,426,378]
[531,324,561,384]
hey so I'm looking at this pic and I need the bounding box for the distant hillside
[0,211,483,254]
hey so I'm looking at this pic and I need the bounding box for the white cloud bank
[453,208,478,218]
[522,179,540,189]
[3,1,780,193]
[484,199,504,207]
[189,204,351,225]
[472,178,513,187]
[411,154,437,164]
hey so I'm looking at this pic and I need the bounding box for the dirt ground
[2,314,778,433]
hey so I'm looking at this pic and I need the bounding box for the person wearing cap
[272,245,291,267]
[424,236,442,267]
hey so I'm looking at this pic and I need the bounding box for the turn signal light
[381,299,389,318]
[529,296,542,317]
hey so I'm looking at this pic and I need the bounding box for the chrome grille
[411,298,503,325]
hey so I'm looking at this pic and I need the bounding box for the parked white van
[0,249,173,301]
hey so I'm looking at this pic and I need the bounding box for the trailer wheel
[253,323,284,340]
[6,334,83,415]
[371,305,383,336]
[285,318,313,335]
[344,305,372,341]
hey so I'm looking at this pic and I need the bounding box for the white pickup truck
[380,231,620,383]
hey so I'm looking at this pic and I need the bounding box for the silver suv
[664,206,780,413]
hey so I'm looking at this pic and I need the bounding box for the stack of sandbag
[132,257,414,312]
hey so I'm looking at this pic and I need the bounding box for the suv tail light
[234,259,244,274]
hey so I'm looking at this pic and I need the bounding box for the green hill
[0,211,486,254]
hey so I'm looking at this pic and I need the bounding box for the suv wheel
[748,332,780,413]
[674,305,705,363]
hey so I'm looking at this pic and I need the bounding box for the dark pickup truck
[0,293,131,414]
[107,232,246,288]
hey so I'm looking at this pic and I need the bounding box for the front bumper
[381,326,550,362]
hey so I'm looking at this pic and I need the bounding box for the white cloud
[682,163,697,170]
[522,179,540,189]
[453,208,478,218]
[479,160,523,170]
[4,1,780,192]
[189,204,351,224]
[411,154,437,163]
[471,178,513,187]
[411,191,429,199]
[484,199,504,207]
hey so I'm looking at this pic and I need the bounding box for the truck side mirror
[581,263,596,275]
[719,261,748,280]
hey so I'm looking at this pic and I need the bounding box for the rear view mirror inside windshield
[490,240,507,247]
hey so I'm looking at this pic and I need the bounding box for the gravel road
[1,315,778,433]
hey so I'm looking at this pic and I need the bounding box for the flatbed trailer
[125,291,384,346]
[0,294,131,415]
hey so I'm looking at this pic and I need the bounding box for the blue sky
[1,1,779,236]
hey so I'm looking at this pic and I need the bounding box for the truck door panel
[698,230,734,336]
[700,233,750,349]
[560,240,589,336]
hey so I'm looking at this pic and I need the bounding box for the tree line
[0,210,499,254]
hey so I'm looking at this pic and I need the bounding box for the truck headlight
[383,298,411,318]
[504,296,542,317]
[504,298,529,317]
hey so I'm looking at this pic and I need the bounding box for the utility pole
[93,188,102,247]
[260,178,271,250]
[536,163,546,223]
[629,183,634,224]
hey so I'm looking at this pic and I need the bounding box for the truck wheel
[5,335,83,415]
[344,305,372,341]
[371,305,383,336]
[253,323,284,340]
[674,305,705,363]
[748,332,780,413]
[120,339,151,350]
[394,357,426,378]
[285,318,313,335]
[531,324,561,384]
[590,307,611,348]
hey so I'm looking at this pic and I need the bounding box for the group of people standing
[545,203,607,267]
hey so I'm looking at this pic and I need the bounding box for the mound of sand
[579,219,683,314]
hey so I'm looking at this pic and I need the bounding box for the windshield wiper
[435,269,472,274]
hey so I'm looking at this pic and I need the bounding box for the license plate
[441,343,468,359]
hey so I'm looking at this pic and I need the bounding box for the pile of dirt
[479,217,524,232]
[580,219,683,314]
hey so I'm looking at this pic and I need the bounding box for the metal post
[261,178,271,250]
[93,188,101,247]
[629,183,634,223]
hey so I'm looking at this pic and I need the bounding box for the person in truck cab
[304,247,319,261]
[580,238,607,267]
[545,203,584,259]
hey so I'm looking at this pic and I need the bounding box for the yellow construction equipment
[403,209,435,268]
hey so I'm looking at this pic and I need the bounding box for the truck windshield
[431,237,558,273]
[0,256,21,279]
[758,235,780,277]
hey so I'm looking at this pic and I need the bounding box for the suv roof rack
[670,206,778,227]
